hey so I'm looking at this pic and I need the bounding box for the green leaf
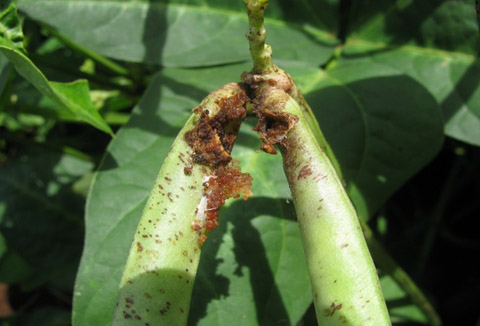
[380,274,429,325]
[0,147,93,290]
[347,0,479,55]
[0,0,114,135]
[295,60,444,218]
[343,0,480,146]
[0,0,25,52]
[17,0,338,67]
[73,64,311,326]
[0,52,11,95]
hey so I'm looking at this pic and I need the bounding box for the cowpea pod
[111,83,253,326]
[253,85,391,326]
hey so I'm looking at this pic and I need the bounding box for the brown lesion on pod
[252,87,298,155]
[184,83,249,167]
[185,83,254,243]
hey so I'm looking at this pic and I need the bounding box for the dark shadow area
[187,214,231,326]
[342,0,479,58]
[189,197,296,326]
[230,198,294,326]
[275,0,339,34]
[0,144,86,318]
[441,60,480,123]
[370,138,480,325]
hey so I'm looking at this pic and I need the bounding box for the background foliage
[1,0,479,325]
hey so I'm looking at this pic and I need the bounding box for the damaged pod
[254,86,391,326]
[112,83,252,326]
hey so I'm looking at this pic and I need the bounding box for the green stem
[30,53,133,93]
[42,25,129,77]
[360,219,441,326]
[244,0,274,73]
[417,159,461,278]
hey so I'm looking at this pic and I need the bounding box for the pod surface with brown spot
[252,87,390,325]
[111,83,252,326]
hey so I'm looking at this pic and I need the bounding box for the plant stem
[360,219,441,326]
[244,0,274,73]
[30,53,133,93]
[42,25,129,77]
[417,158,461,278]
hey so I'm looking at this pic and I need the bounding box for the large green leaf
[0,147,93,290]
[17,0,338,67]
[295,60,444,218]
[343,0,480,146]
[0,0,114,135]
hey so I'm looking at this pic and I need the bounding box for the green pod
[111,83,251,326]
[255,88,391,326]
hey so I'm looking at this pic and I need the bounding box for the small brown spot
[165,177,172,182]
[180,307,184,313]
[123,311,132,319]
[297,165,313,180]
[144,292,152,299]
[182,250,188,256]
[136,242,143,252]
[184,166,192,175]
[159,289,165,294]
[341,243,349,249]
[126,297,134,305]
[135,315,142,320]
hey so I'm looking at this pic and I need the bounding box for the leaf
[17,0,338,67]
[343,0,480,146]
[295,60,444,218]
[73,64,311,326]
[347,0,479,54]
[0,147,93,290]
[380,274,429,325]
[0,0,114,135]
[0,52,11,95]
[0,0,25,52]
